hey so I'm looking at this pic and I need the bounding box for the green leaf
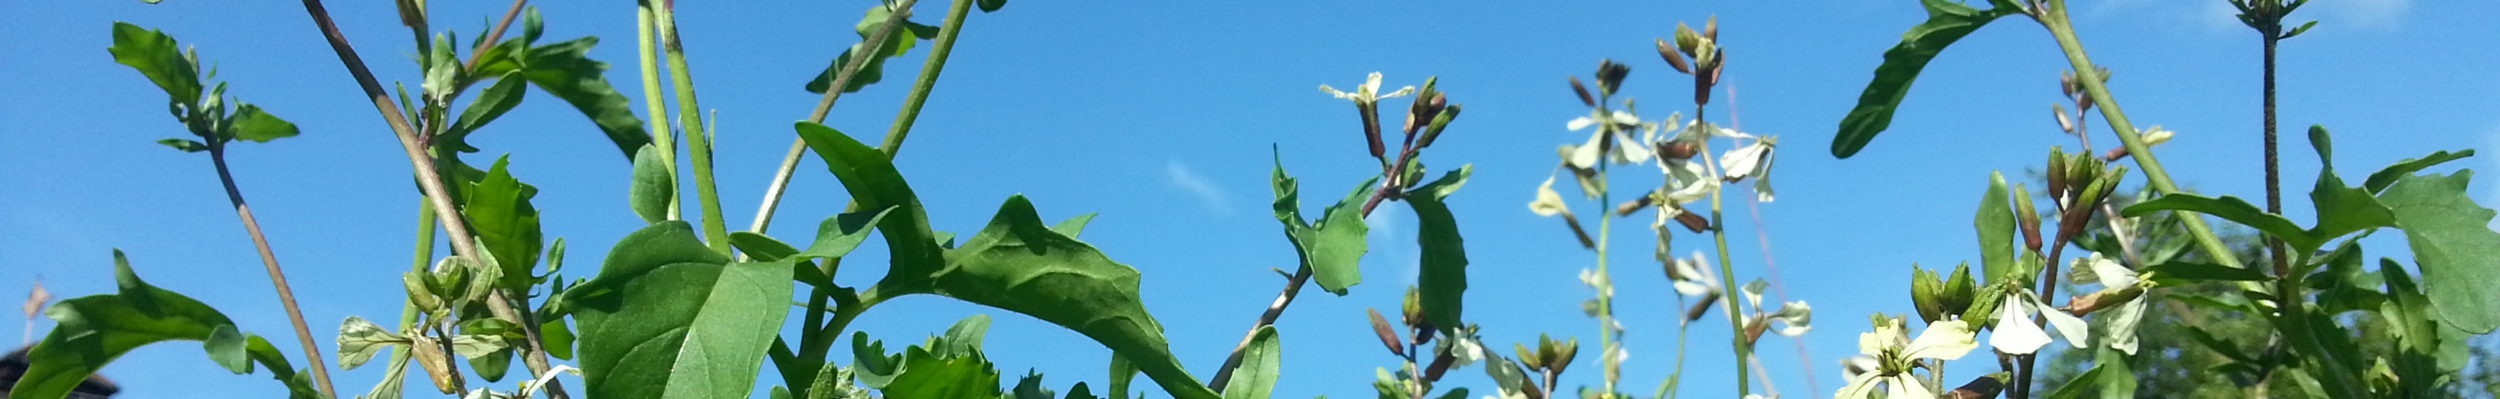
[1404,166,1472,328]
[227,104,299,143]
[1975,171,2015,284]
[520,37,652,159]
[447,71,529,140]
[935,315,993,359]
[11,251,314,399]
[464,156,543,290]
[659,260,798,399]
[2365,150,2474,193]
[1051,214,1098,237]
[566,221,732,399]
[1830,0,2022,158]
[921,196,1221,399]
[1108,356,1138,399]
[108,22,202,105]
[2043,362,2107,399]
[630,144,676,224]
[540,318,575,361]
[978,0,1007,12]
[796,122,945,284]
[2379,258,2457,397]
[731,232,802,262]
[805,6,927,94]
[851,332,904,389]
[1220,326,1280,399]
[157,138,209,152]
[2142,261,2270,285]
[2092,348,2137,399]
[798,207,897,260]
[2376,170,2500,333]
[1271,156,1375,295]
[879,347,1001,399]
[2123,194,2318,253]
[470,348,513,382]
[2302,126,2397,248]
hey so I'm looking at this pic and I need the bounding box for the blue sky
[3,0,2495,398]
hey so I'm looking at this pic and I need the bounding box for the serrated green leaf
[520,37,652,159]
[1405,166,1471,328]
[629,144,676,224]
[1271,156,1375,295]
[108,22,202,106]
[227,104,298,143]
[1830,0,2023,158]
[2376,170,2500,333]
[465,156,542,290]
[2303,126,2397,249]
[879,347,1000,399]
[1220,326,1280,399]
[919,196,1221,399]
[1976,171,2015,284]
[851,332,904,389]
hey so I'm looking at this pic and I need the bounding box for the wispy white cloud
[1164,160,1235,215]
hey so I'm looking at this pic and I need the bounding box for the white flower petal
[1614,133,1654,164]
[2038,296,2094,350]
[1989,295,2052,355]
[2100,296,2150,355]
[1885,375,1934,399]
[1754,175,1776,203]
[2088,254,2139,288]
[1903,320,1978,361]
[1530,177,1570,217]
[1835,370,1884,399]
[1771,301,1813,337]
[1742,279,1770,308]
[1567,116,1597,131]
[1381,86,1415,99]
[1569,133,1605,169]
[1607,111,1641,126]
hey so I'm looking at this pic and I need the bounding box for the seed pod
[1368,308,1405,357]
[1683,291,1722,323]
[1674,209,1711,233]
[1568,77,1596,107]
[1415,104,1461,149]
[1359,103,1385,160]
[1657,140,1700,160]
[411,336,464,394]
[1744,315,1769,344]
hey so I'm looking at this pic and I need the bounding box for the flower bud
[1657,38,1692,74]
[1568,77,1596,107]
[1911,265,1946,323]
[1414,104,1460,149]
[2011,183,2042,252]
[1548,336,1579,375]
[1940,263,1977,318]
[1594,60,1631,97]
[1402,286,1428,329]
[2052,104,2073,133]
[1368,308,1405,357]
[1512,343,1543,372]
[1657,140,1701,160]
[1703,15,1720,41]
[2046,147,2070,197]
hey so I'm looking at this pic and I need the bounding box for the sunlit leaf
[108,22,202,106]
[465,156,543,290]
[447,71,529,141]
[10,250,317,399]
[2376,170,2500,333]
[1270,155,1374,295]
[660,260,798,399]
[1830,0,2024,158]
[1975,171,2015,284]
[629,144,675,224]
[227,104,299,143]
[1404,166,1472,328]
[1219,326,1280,399]
[521,37,652,159]
[795,122,946,286]
[879,347,999,399]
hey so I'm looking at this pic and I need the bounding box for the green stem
[746,0,919,236]
[1693,106,1753,398]
[2037,1,2241,268]
[879,0,974,154]
[1593,180,1619,396]
[650,1,730,254]
[2274,257,2369,397]
[207,145,339,398]
[1653,311,1693,399]
[634,2,679,220]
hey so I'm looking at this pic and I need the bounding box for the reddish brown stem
[208,145,338,398]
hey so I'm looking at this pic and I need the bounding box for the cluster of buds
[2056,66,2110,113]
[1908,263,1980,325]
[2045,147,2129,244]
[1367,288,1476,395]
[1511,334,1579,396]
[1321,73,1464,177]
[1657,16,1725,106]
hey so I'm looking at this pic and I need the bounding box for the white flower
[1530,176,1570,217]
[1719,135,1778,202]
[2070,252,2149,355]
[1667,251,1720,297]
[1318,72,1414,104]
[1836,319,1977,399]
[1564,109,1651,169]
[1987,288,2092,355]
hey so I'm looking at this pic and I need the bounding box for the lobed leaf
[2364,150,2474,193]
[1270,155,1375,295]
[520,37,653,159]
[2375,170,2500,333]
[465,156,544,290]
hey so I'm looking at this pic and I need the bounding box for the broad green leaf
[108,22,202,105]
[2141,261,2269,285]
[660,260,798,399]
[227,104,299,143]
[1052,214,1098,237]
[1220,326,1280,399]
[1830,0,2023,158]
[11,251,315,399]
[447,71,529,141]
[540,319,576,361]
[158,138,208,152]
[1404,166,1472,328]
[1270,155,1375,295]
[470,348,513,382]
[1976,171,2015,284]
[630,144,676,224]
[2302,126,2397,249]
[2376,170,2500,333]
[2092,348,2136,399]
[2364,149,2474,193]
[566,222,732,399]
[2123,194,2319,253]
[464,156,543,290]
[879,347,1000,399]
[921,196,1221,399]
[520,37,652,159]
[795,122,945,284]
[797,207,897,260]
[2379,258,2460,397]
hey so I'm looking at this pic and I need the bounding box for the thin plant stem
[1653,301,1693,399]
[2036,0,2242,269]
[1727,80,1821,394]
[649,1,730,255]
[2258,5,2292,283]
[1594,170,1620,396]
[1692,104,1754,399]
[289,1,566,396]
[746,0,920,235]
[463,0,531,70]
[207,145,337,398]
[635,3,679,220]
